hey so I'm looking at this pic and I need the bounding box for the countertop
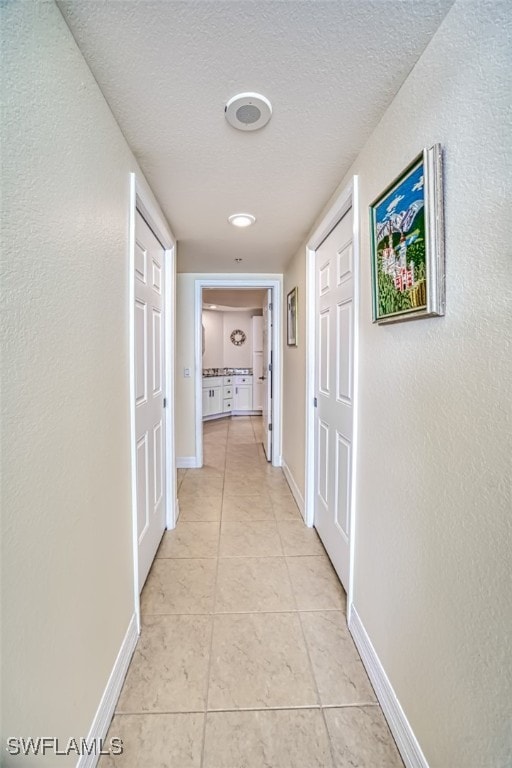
[202,368,252,377]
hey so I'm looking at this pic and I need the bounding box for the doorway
[194,278,282,469]
[305,178,359,611]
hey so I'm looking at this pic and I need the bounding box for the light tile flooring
[101,417,403,767]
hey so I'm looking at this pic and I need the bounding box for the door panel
[319,309,330,395]
[136,434,149,539]
[335,432,351,537]
[152,308,162,394]
[135,211,166,591]
[336,301,352,402]
[135,301,147,405]
[252,351,263,410]
[318,420,329,507]
[314,208,354,592]
[153,421,163,506]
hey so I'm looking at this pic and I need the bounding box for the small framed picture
[287,287,298,346]
[370,143,445,324]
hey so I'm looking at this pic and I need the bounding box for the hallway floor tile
[102,417,403,767]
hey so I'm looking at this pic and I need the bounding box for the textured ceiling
[58,0,453,273]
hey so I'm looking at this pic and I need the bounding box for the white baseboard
[77,614,138,768]
[349,607,429,768]
[176,456,200,468]
[281,459,305,520]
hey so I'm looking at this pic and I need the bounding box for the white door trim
[129,172,177,630]
[305,176,360,618]
[193,276,283,468]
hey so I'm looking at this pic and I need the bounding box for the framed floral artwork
[370,143,445,324]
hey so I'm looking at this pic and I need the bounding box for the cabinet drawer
[223,386,233,397]
[223,376,233,385]
[203,376,223,388]
[235,375,253,385]
[223,399,233,411]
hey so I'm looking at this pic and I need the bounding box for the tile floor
[101,416,404,767]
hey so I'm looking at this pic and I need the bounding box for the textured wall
[1,2,167,763]
[282,257,307,497]
[202,310,224,368]
[202,309,255,369]
[282,1,512,765]
[176,274,199,459]
[222,312,253,368]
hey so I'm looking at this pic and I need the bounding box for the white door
[314,207,354,592]
[135,210,166,591]
[262,289,272,460]
[252,351,263,409]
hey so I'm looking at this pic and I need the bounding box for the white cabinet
[252,317,263,412]
[210,386,223,414]
[203,374,255,417]
[202,377,223,418]
[223,376,233,413]
[234,375,253,412]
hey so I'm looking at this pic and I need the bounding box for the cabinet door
[211,386,223,414]
[235,384,252,411]
[202,386,211,417]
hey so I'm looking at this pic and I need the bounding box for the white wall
[282,265,307,498]
[1,3,171,763]
[282,2,512,766]
[222,311,253,368]
[202,309,256,369]
[202,309,224,368]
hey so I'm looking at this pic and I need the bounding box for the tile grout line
[199,417,229,768]
[281,543,338,768]
[139,606,347,619]
[114,701,381,717]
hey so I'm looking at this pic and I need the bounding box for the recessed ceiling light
[228,213,256,228]
[225,93,272,132]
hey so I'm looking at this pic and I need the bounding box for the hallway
[101,417,403,767]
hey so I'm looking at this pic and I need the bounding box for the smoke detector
[225,92,272,132]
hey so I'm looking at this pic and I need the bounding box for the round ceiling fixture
[225,92,272,132]
[228,213,256,228]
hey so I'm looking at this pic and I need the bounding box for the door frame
[129,172,177,630]
[193,276,283,468]
[305,176,360,618]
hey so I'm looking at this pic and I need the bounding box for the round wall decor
[230,329,246,346]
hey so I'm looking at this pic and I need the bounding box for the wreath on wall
[230,329,247,346]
